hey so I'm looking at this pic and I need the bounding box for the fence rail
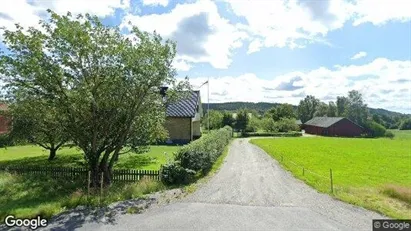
[0,165,160,182]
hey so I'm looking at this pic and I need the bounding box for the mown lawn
[0,145,180,170]
[0,145,181,222]
[250,131,411,219]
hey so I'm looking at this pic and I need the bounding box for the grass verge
[0,172,165,223]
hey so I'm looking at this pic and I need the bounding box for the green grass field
[0,144,180,222]
[250,130,411,219]
[0,145,180,170]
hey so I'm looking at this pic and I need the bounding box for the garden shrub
[276,118,300,132]
[160,161,196,185]
[176,126,232,172]
[161,126,232,185]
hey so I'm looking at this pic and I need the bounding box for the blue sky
[1,0,410,113]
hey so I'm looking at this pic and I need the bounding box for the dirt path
[45,138,386,230]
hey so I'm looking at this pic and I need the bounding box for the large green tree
[0,11,187,186]
[327,101,337,117]
[314,102,328,117]
[345,90,369,125]
[297,95,320,123]
[336,96,348,116]
[271,103,295,121]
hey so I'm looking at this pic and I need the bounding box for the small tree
[234,109,249,133]
[203,110,223,130]
[8,96,68,160]
[222,111,235,127]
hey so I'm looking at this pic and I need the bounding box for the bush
[365,121,386,137]
[242,131,302,137]
[246,117,261,132]
[176,126,232,172]
[160,162,196,185]
[262,118,278,132]
[384,131,395,139]
[161,126,232,185]
[0,134,13,148]
[399,118,411,130]
[277,118,300,132]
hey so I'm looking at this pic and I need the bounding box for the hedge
[241,131,302,137]
[161,126,232,185]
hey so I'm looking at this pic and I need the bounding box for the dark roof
[304,117,345,128]
[166,91,200,117]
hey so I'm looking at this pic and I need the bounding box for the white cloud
[351,51,367,60]
[0,0,129,34]
[142,0,169,7]
[121,0,248,70]
[186,58,411,113]
[351,0,411,26]
[224,0,411,52]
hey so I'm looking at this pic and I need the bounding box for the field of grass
[250,131,411,219]
[0,145,180,170]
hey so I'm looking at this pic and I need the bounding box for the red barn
[303,117,364,137]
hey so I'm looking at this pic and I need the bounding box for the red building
[303,117,364,137]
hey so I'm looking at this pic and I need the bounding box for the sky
[0,0,410,113]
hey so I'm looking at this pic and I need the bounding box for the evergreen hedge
[161,126,232,185]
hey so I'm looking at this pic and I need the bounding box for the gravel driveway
[46,138,386,230]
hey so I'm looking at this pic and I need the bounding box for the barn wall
[304,125,324,135]
[328,119,363,137]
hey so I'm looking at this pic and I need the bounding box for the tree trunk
[90,165,100,188]
[100,164,112,186]
[48,148,57,161]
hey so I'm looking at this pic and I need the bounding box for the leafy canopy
[0,10,188,185]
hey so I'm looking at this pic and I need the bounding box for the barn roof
[166,91,200,117]
[304,117,345,128]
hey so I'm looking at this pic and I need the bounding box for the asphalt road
[49,138,386,230]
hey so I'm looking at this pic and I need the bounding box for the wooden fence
[0,165,160,182]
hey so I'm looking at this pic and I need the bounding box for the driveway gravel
[44,138,386,230]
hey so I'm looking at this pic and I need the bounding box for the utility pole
[207,77,210,133]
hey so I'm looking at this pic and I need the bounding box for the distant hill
[202,102,409,118]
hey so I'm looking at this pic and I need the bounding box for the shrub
[399,118,411,130]
[242,131,302,137]
[262,118,278,132]
[365,121,386,137]
[0,134,13,148]
[246,117,262,132]
[160,161,196,185]
[161,126,232,185]
[176,126,232,172]
[277,118,300,132]
[384,131,395,139]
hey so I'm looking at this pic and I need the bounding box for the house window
[196,105,199,113]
